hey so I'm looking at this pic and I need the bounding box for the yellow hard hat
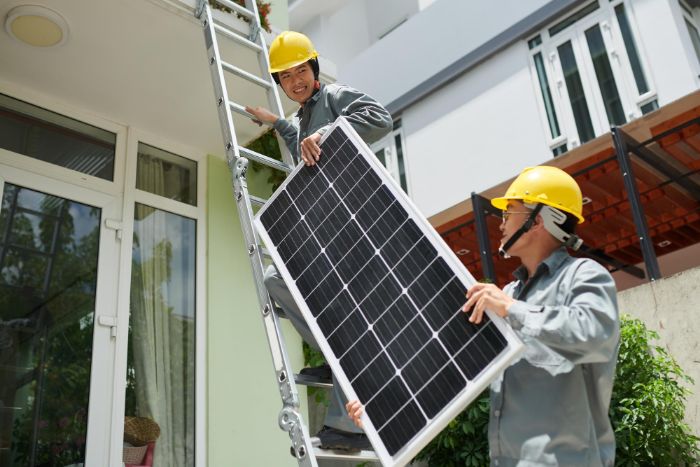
[268,31,318,73]
[491,166,584,223]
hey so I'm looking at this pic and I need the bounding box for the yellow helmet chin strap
[499,204,543,258]
[499,203,583,258]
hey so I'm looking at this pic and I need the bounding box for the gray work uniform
[273,83,393,163]
[265,83,391,433]
[489,247,620,466]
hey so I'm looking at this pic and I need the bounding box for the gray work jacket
[273,83,392,163]
[489,247,620,467]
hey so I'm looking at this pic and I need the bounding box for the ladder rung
[312,447,378,461]
[211,0,254,20]
[213,23,262,52]
[293,374,333,389]
[239,147,293,173]
[230,102,272,127]
[249,194,268,207]
[230,103,275,132]
[221,60,273,89]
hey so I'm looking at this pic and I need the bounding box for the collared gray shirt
[489,247,619,467]
[273,83,392,163]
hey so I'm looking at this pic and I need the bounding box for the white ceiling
[0,0,299,157]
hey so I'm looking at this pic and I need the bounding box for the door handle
[98,315,118,338]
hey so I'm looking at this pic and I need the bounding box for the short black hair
[561,212,578,235]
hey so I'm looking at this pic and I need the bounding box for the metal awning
[430,90,700,289]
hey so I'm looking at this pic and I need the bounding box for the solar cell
[255,117,523,466]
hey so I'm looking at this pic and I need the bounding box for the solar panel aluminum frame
[254,117,524,466]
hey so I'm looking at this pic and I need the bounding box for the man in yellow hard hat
[246,30,392,165]
[250,31,391,452]
[347,166,620,465]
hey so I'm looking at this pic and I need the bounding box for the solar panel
[255,117,524,466]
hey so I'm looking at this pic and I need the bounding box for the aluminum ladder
[194,1,377,464]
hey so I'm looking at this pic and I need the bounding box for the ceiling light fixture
[5,5,69,47]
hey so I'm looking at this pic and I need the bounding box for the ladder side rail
[232,158,318,466]
[200,3,317,465]
[202,4,240,168]
[246,0,297,169]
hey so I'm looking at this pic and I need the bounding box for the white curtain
[130,156,194,466]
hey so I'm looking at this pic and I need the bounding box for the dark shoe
[315,425,371,452]
[299,363,332,382]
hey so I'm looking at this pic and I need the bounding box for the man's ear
[532,214,546,231]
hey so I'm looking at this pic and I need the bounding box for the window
[528,1,656,153]
[0,94,116,180]
[680,1,700,67]
[137,143,198,205]
[372,120,409,193]
[127,142,199,466]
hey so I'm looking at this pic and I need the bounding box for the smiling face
[278,62,316,105]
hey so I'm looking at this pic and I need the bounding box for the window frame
[119,127,207,467]
[527,0,657,152]
[0,84,208,467]
[678,0,700,77]
[370,119,412,195]
[0,84,127,197]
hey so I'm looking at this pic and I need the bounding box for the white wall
[340,0,549,106]
[632,0,700,104]
[401,42,550,217]
[300,1,371,68]
[418,0,438,11]
[293,0,422,71]
[617,265,700,434]
[343,0,700,217]
[365,0,420,43]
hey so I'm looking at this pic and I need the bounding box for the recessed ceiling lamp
[5,5,69,47]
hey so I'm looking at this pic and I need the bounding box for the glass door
[0,164,120,467]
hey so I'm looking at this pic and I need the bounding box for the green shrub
[246,129,286,191]
[415,315,700,466]
[612,316,700,465]
[414,391,490,467]
[303,342,329,405]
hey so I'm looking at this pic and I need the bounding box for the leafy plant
[612,316,700,465]
[209,0,272,32]
[414,391,490,467]
[303,342,329,405]
[415,315,700,466]
[246,128,287,192]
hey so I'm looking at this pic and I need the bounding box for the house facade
[291,0,700,433]
[2,0,699,466]
[0,0,307,466]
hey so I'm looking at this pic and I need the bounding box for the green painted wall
[207,154,305,466]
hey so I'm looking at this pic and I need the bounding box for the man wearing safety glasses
[348,166,620,466]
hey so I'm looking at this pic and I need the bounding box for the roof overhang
[0,0,333,157]
[431,90,700,289]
